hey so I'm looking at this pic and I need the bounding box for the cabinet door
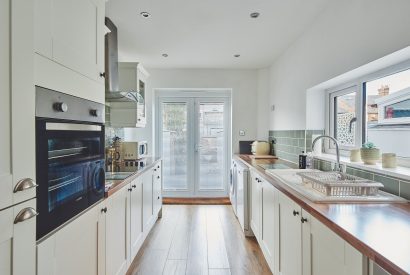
[250,171,261,241]
[11,0,37,206]
[130,177,144,260]
[106,185,130,275]
[37,201,104,275]
[142,170,154,233]
[278,192,302,275]
[0,199,36,275]
[34,0,105,83]
[308,215,364,275]
[0,0,13,209]
[153,162,162,216]
[261,180,277,271]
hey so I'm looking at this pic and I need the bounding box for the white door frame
[155,89,232,198]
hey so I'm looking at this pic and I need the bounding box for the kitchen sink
[266,169,407,203]
[105,172,134,181]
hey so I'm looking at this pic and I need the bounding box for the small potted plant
[360,142,380,165]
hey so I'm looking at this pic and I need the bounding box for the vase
[360,148,380,165]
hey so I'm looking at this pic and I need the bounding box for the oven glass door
[36,120,105,240]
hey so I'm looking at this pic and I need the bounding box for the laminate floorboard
[127,205,272,275]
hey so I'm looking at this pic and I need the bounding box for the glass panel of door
[159,97,228,197]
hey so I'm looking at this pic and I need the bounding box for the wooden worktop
[105,157,161,197]
[235,154,410,275]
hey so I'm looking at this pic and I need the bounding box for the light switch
[239,130,245,136]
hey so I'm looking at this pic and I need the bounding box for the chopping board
[248,155,278,159]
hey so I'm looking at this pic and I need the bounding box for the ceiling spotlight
[250,12,260,18]
[234,54,240,58]
[162,53,168,57]
[140,12,151,18]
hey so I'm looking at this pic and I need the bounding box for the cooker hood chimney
[105,17,138,102]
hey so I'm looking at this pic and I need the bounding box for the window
[327,63,410,164]
[364,68,410,159]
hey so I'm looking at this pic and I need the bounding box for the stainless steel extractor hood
[104,17,138,102]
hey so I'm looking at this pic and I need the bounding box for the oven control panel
[36,86,105,124]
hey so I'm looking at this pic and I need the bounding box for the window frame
[325,59,410,167]
[328,85,362,152]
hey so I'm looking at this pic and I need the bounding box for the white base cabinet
[36,162,162,275]
[37,200,105,275]
[0,199,37,275]
[105,186,130,275]
[153,162,162,217]
[249,168,367,275]
[130,176,144,260]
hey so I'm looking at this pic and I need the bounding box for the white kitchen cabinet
[0,199,37,275]
[105,184,130,275]
[261,180,277,272]
[0,0,12,210]
[278,191,304,275]
[33,0,105,103]
[130,177,144,260]
[37,200,106,275]
[8,0,37,208]
[142,169,154,233]
[153,162,163,217]
[110,63,149,128]
[307,215,365,275]
[250,170,262,241]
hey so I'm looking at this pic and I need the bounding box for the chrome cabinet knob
[101,207,108,213]
[13,178,38,193]
[293,210,299,216]
[14,207,38,224]
[53,102,68,112]
[301,217,308,224]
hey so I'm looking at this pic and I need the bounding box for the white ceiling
[106,0,331,69]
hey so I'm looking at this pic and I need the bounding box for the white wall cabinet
[105,185,130,275]
[0,199,37,275]
[37,200,105,275]
[33,0,105,103]
[130,177,144,260]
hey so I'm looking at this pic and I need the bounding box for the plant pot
[360,148,380,165]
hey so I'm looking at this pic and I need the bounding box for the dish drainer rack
[296,171,384,197]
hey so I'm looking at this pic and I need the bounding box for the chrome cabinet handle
[14,207,38,224]
[13,178,38,193]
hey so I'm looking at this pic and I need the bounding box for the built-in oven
[35,86,105,240]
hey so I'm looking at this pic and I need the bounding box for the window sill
[314,153,410,181]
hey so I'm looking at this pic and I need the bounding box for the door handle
[14,178,38,193]
[14,207,38,224]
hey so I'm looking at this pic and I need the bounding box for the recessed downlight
[250,12,260,18]
[140,11,151,18]
[162,53,169,57]
[234,54,240,58]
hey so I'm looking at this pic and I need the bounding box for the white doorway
[155,90,231,198]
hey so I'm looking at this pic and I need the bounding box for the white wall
[266,0,410,131]
[124,69,259,154]
[256,68,270,139]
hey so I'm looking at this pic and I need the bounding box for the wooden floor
[162,197,231,205]
[127,205,272,275]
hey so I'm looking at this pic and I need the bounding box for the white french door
[157,94,230,198]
